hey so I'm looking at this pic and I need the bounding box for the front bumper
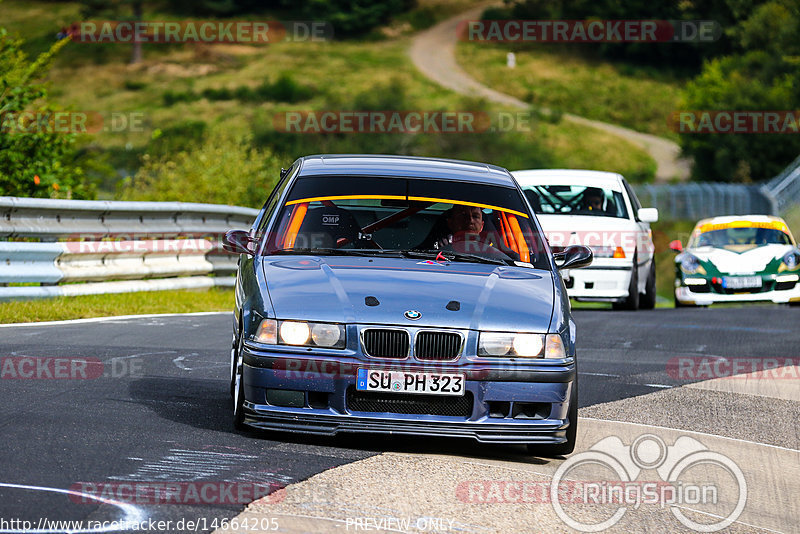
[563,261,633,301]
[675,284,800,305]
[239,346,576,444]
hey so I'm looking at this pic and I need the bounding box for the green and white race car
[670,215,800,306]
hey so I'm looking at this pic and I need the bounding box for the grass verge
[456,41,683,139]
[0,288,233,323]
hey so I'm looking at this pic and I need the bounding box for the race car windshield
[263,175,551,270]
[521,185,629,218]
[692,227,793,250]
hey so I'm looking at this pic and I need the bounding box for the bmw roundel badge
[404,310,422,320]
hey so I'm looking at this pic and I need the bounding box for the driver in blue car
[418,204,519,260]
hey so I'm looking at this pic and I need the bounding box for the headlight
[680,254,701,273]
[254,319,345,349]
[280,321,310,345]
[478,332,567,359]
[782,250,800,270]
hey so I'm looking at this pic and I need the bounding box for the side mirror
[223,229,255,255]
[554,245,593,270]
[638,207,659,223]
[668,239,683,253]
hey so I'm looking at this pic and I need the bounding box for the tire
[640,262,657,310]
[529,377,577,457]
[232,335,247,431]
[613,253,639,310]
[229,331,240,399]
[673,289,686,307]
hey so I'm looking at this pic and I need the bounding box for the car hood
[688,244,794,274]
[535,215,638,250]
[262,256,555,331]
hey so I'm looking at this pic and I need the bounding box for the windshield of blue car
[262,175,551,270]
[521,184,629,218]
[690,227,793,250]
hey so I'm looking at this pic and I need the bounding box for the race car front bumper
[675,284,800,305]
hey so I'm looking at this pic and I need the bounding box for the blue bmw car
[223,155,592,456]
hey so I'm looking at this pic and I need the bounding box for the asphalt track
[0,306,797,533]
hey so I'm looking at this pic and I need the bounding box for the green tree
[0,28,94,199]
[680,0,800,181]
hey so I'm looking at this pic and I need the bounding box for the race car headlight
[254,319,345,348]
[782,251,800,270]
[680,254,701,274]
[478,332,567,359]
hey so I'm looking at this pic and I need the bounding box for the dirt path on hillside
[409,6,691,182]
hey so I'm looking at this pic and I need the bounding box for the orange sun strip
[507,214,530,263]
[285,195,529,219]
[500,211,518,255]
[497,212,512,249]
[282,202,308,249]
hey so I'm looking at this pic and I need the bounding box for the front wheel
[613,254,639,310]
[529,378,577,457]
[232,339,246,430]
[640,262,657,310]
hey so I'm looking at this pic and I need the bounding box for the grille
[362,329,409,359]
[346,388,473,417]
[415,331,462,361]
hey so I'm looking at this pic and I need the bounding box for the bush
[163,75,314,106]
[117,133,285,208]
[265,74,314,103]
[201,87,234,101]
[163,90,199,106]
[123,80,148,91]
[302,0,417,37]
[146,120,208,159]
[0,28,95,199]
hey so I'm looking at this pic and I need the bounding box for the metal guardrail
[633,183,776,220]
[0,197,259,300]
[762,154,800,213]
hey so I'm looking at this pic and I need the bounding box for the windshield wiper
[400,250,511,266]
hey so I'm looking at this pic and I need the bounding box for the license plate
[356,369,465,396]
[722,276,762,289]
